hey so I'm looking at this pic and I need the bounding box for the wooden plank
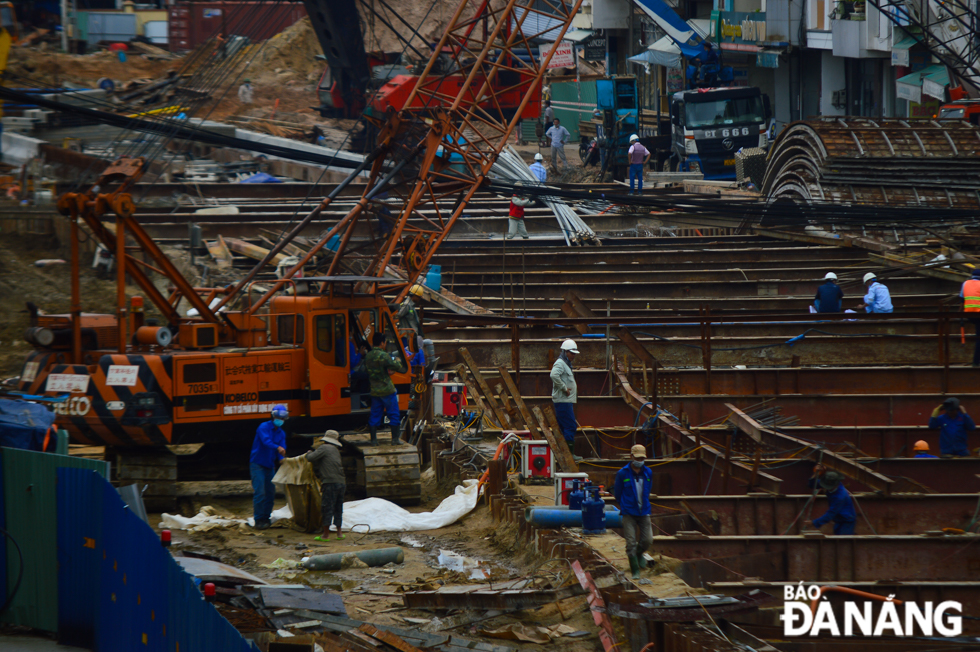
[497,367,541,438]
[358,624,426,652]
[258,233,305,258]
[541,404,578,472]
[223,237,287,264]
[560,301,591,336]
[206,234,233,269]
[564,291,661,368]
[455,364,494,420]
[459,348,512,429]
[531,406,554,442]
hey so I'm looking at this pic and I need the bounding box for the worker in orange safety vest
[962,268,980,368]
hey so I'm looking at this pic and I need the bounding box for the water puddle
[400,536,425,548]
[436,549,494,580]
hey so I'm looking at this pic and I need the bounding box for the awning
[562,29,594,43]
[896,64,949,103]
[632,0,705,58]
[627,18,709,70]
[891,34,919,67]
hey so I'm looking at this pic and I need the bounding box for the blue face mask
[273,418,284,427]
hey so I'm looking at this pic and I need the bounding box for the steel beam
[647,494,980,536]
[725,404,893,495]
[648,534,980,582]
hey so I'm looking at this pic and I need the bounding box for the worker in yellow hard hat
[913,440,937,459]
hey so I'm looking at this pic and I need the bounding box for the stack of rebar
[491,147,601,246]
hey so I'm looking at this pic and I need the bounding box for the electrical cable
[0,527,24,616]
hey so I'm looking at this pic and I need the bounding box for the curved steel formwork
[761,117,980,208]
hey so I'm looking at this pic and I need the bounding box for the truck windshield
[685,96,765,129]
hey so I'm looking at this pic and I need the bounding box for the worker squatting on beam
[806,465,857,535]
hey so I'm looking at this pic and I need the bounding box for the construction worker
[365,332,408,445]
[507,193,531,240]
[814,272,844,313]
[807,465,856,535]
[545,118,570,169]
[928,397,975,456]
[529,153,547,182]
[855,272,893,313]
[913,440,938,458]
[613,444,653,579]
[238,78,253,104]
[961,268,980,367]
[550,339,579,448]
[627,134,650,194]
[249,404,288,529]
[543,100,555,131]
[307,430,346,541]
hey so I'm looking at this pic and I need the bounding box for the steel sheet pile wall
[56,467,253,651]
[0,447,109,632]
[762,118,980,208]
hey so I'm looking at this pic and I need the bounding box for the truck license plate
[723,158,736,166]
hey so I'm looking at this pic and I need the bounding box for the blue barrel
[568,480,585,510]
[581,487,607,534]
[425,265,442,291]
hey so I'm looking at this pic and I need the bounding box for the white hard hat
[560,339,579,354]
[824,272,837,280]
[534,153,543,161]
[863,272,877,283]
[629,134,639,142]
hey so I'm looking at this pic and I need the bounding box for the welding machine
[518,440,554,484]
[431,382,467,416]
[554,472,589,505]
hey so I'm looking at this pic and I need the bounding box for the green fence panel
[1,447,109,632]
[550,80,598,142]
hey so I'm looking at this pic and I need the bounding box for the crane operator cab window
[313,313,347,368]
[276,314,305,345]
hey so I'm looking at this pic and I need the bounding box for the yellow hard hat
[409,284,424,297]
[913,440,930,452]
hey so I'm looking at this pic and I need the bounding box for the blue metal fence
[57,468,253,652]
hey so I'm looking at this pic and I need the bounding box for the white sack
[339,480,480,533]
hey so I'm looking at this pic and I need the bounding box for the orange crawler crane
[17,0,584,509]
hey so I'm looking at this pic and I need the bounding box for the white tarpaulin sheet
[159,480,480,533]
[340,480,480,532]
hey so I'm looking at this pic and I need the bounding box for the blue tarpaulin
[0,398,56,450]
[240,172,283,183]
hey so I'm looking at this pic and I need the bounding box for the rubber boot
[628,555,641,580]
[369,426,378,446]
[637,553,648,569]
[390,421,401,446]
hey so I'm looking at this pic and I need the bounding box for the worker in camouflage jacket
[365,332,408,446]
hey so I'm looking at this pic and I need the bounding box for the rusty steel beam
[505,367,980,401]
[647,494,980,536]
[612,367,782,494]
[400,585,585,610]
[725,404,894,495]
[520,394,980,429]
[580,456,980,495]
[439,333,977,368]
[648,533,980,582]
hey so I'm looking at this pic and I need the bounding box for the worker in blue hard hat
[249,404,288,529]
[928,397,975,456]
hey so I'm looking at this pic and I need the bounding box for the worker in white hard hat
[551,339,580,452]
[529,153,547,183]
[308,430,346,541]
[814,272,844,313]
[855,272,893,313]
[627,134,651,195]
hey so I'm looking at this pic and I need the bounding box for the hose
[477,432,522,491]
